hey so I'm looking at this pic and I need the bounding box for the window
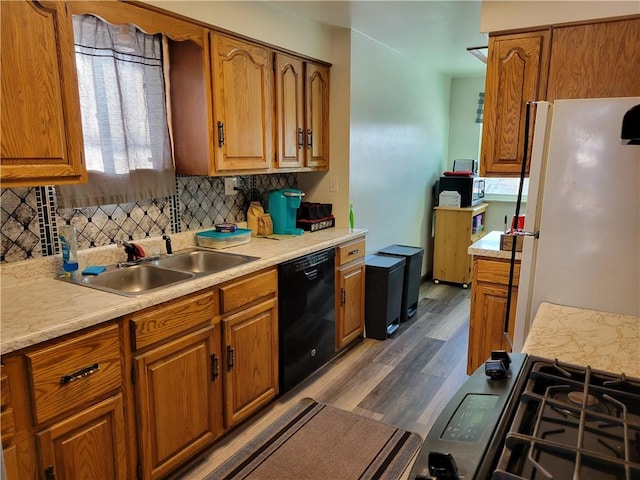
[482,177,529,197]
[56,15,175,208]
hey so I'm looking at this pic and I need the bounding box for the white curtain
[56,15,175,208]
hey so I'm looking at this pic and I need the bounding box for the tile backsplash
[0,173,297,263]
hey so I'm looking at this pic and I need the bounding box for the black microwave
[438,176,485,207]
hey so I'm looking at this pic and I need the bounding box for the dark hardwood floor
[181,281,471,479]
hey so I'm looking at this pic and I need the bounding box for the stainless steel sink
[59,248,259,296]
[152,249,258,274]
[79,264,194,296]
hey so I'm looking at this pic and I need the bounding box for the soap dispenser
[60,225,79,274]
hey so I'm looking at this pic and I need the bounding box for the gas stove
[410,353,640,480]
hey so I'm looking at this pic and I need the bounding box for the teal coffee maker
[268,189,305,235]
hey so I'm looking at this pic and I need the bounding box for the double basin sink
[63,248,259,296]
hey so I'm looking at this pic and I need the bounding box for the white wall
[446,76,485,172]
[481,0,639,32]
[348,31,451,273]
[144,1,333,61]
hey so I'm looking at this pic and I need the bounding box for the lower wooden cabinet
[2,266,281,479]
[134,325,223,480]
[222,297,279,427]
[335,239,366,350]
[1,322,124,480]
[37,394,127,480]
[467,257,520,374]
[127,290,220,480]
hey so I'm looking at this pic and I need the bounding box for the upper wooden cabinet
[305,62,330,169]
[481,16,640,177]
[275,53,305,169]
[274,53,330,171]
[547,18,640,100]
[0,0,86,187]
[480,30,550,177]
[210,33,274,173]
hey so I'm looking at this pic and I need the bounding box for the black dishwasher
[278,247,335,393]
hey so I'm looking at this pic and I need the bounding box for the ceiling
[269,1,488,78]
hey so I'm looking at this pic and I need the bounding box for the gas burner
[567,391,598,407]
[550,389,619,418]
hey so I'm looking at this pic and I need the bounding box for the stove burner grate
[492,360,640,480]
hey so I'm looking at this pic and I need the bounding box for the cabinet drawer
[131,290,216,351]
[26,323,121,424]
[220,268,277,314]
[336,239,365,266]
[475,258,521,286]
[1,366,15,444]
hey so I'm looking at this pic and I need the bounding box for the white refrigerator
[513,97,640,351]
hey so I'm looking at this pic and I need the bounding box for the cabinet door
[547,18,640,100]
[467,282,518,375]
[0,0,85,187]
[481,31,549,177]
[134,326,222,480]
[275,53,305,169]
[37,394,127,480]
[223,298,278,427]
[467,258,519,375]
[305,62,330,169]
[336,261,365,350]
[211,33,273,172]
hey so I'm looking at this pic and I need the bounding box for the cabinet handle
[60,363,99,385]
[227,345,234,371]
[341,288,346,306]
[348,249,360,256]
[45,466,56,480]
[217,121,225,147]
[307,129,312,149]
[297,128,304,149]
[211,353,219,380]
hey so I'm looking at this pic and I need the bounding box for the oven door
[409,354,529,480]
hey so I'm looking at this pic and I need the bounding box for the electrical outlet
[329,176,338,192]
[224,177,237,195]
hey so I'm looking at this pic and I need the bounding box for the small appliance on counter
[296,202,335,232]
[267,189,305,235]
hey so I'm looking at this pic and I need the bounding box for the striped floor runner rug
[205,398,422,480]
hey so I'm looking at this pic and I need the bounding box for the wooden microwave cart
[432,203,488,288]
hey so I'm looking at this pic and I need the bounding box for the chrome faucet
[163,234,173,255]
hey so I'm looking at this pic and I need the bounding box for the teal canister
[267,189,305,235]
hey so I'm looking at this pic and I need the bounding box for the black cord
[504,101,534,345]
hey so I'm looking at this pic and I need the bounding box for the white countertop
[522,302,640,378]
[468,230,522,260]
[0,228,366,354]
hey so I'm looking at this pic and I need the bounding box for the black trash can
[364,254,405,340]
[378,245,424,322]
